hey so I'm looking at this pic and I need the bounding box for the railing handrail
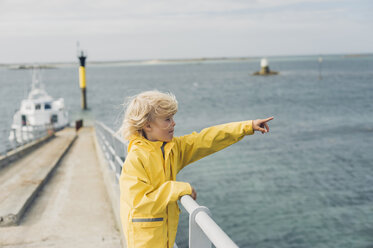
[1,123,54,156]
[94,121,240,248]
[180,195,239,248]
[95,121,125,144]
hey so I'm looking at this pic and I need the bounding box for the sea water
[0,55,372,247]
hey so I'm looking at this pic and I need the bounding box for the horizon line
[1,52,372,66]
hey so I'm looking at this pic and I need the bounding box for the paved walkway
[0,127,122,248]
[0,128,76,226]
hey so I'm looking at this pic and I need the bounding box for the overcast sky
[0,0,372,63]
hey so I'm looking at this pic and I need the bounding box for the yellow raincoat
[119,120,254,248]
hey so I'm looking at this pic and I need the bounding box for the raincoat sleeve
[175,120,254,172]
[120,151,192,214]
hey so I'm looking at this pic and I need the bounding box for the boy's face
[144,115,175,142]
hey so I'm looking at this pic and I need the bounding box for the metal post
[195,212,239,248]
[27,126,31,142]
[11,129,17,149]
[180,196,212,248]
[20,127,24,146]
[2,130,7,156]
[180,195,239,248]
[35,125,39,139]
[78,50,87,110]
[318,56,323,80]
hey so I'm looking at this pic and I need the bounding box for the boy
[119,90,273,248]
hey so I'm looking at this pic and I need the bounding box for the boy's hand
[253,117,274,134]
[190,187,197,200]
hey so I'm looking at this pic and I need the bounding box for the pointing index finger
[264,116,274,122]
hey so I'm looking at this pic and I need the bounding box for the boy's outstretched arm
[174,117,273,172]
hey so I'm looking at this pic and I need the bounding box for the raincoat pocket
[131,217,165,247]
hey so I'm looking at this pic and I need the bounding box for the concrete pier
[0,127,123,247]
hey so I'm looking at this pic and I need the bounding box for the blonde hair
[118,90,178,140]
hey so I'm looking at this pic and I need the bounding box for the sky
[0,0,372,63]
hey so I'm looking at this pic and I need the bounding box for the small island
[253,58,279,76]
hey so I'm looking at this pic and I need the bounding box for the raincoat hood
[128,133,167,152]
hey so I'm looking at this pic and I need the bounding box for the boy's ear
[143,122,152,132]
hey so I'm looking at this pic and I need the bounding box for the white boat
[9,69,69,144]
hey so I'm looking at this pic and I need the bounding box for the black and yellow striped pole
[78,51,87,110]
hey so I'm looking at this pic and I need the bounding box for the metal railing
[1,124,54,156]
[180,195,239,248]
[95,121,127,181]
[94,121,240,248]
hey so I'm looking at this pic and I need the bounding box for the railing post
[190,206,212,248]
[11,129,17,149]
[20,127,24,146]
[180,195,240,248]
[27,125,31,142]
[2,130,7,156]
[180,195,212,248]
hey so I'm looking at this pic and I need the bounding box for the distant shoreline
[1,56,257,69]
[1,53,372,69]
